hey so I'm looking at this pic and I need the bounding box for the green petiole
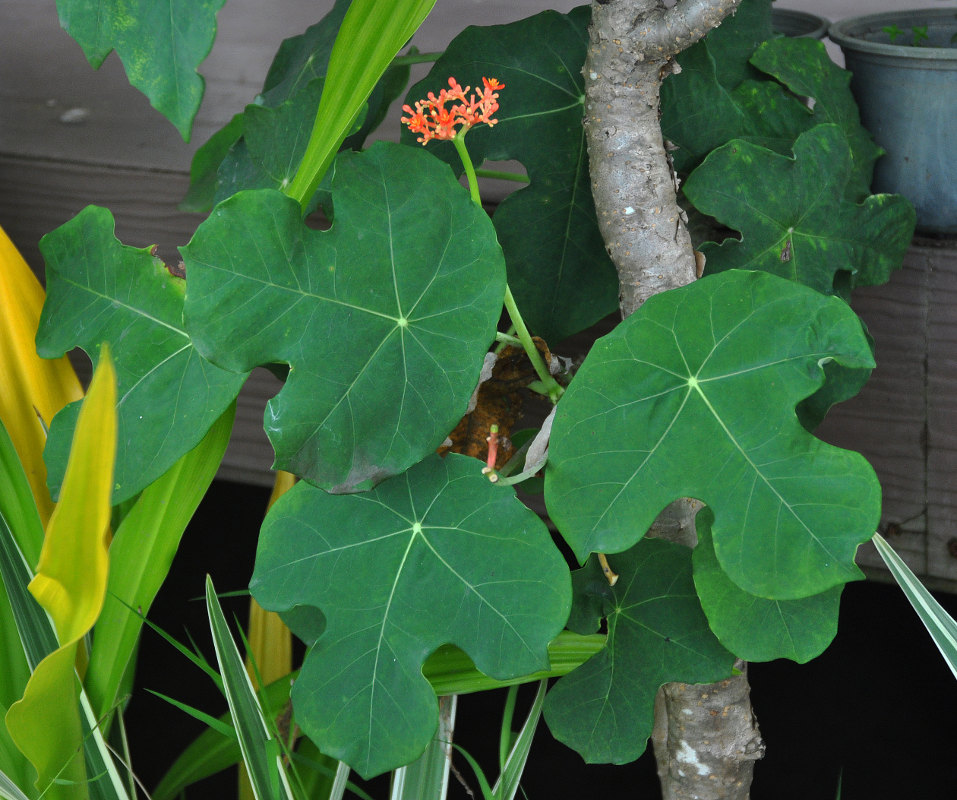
[453,130,564,402]
[452,131,483,207]
[503,286,563,402]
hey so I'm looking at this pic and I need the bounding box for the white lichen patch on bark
[676,739,712,776]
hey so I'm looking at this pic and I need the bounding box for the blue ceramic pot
[829,8,957,236]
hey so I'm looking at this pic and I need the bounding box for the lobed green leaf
[56,0,226,139]
[36,206,247,504]
[684,126,916,296]
[748,37,883,200]
[250,453,571,777]
[693,506,842,663]
[404,7,618,343]
[543,539,734,764]
[545,269,881,600]
[183,142,506,492]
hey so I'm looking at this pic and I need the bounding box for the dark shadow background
[124,479,957,799]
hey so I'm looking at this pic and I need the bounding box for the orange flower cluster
[402,77,505,144]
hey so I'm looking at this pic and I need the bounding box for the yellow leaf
[246,471,296,689]
[30,347,115,642]
[0,225,83,527]
[5,349,117,795]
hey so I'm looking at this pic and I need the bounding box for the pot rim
[829,8,957,60]
[771,8,830,39]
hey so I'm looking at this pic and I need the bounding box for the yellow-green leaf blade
[5,352,117,795]
[28,351,116,642]
[286,0,436,204]
[0,224,82,531]
[85,403,234,722]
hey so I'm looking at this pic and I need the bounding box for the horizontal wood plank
[815,245,932,575]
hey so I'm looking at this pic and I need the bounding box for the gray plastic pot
[829,9,957,236]
[771,8,829,39]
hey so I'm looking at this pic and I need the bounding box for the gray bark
[652,663,765,799]
[583,1,763,797]
[584,0,737,316]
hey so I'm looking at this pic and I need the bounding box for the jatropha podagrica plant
[4,0,917,795]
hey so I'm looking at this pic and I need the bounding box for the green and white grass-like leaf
[873,533,957,680]
[389,695,456,800]
[205,576,294,800]
[0,768,31,800]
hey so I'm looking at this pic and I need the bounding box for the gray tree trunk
[582,1,764,797]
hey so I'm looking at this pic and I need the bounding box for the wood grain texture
[816,247,932,577]
[925,242,957,584]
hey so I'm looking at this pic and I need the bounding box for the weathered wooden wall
[817,239,957,590]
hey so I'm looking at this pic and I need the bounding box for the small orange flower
[402,76,505,144]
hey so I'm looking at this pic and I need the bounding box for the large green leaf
[211,79,329,207]
[249,453,571,778]
[55,0,226,140]
[749,37,882,201]
[661,5,880,190]
[260,0,351,105]
[36,206,247,504]
[182,0,361,211]
[683,125,916,296]
[661,41,812,175]
[697,0,775,91]
[544,269,881,600]
[403,6,618,343]
[543,539,734,764]
[660,0,809,176]
[182,142,506,492]
[181,113,246,213]
[692,506,842,663]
